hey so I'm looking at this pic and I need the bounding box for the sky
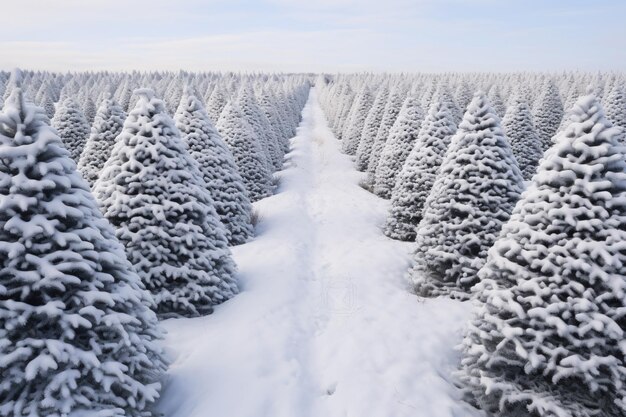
[1,0,625,73]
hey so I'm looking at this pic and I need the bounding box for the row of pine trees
[318,72,626,417]
[0,69,310,417]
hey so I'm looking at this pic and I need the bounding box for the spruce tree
[77,95,126,187]
[236,86,275,171]
[488,85,506,118]
[373,96,424,199]
[217,101,274,202]
[341,86,374,155]
[384,99,456,241]
[83,96,97,125]
[52,97,90,162]
[460,95,626,417]
[94,89,238,318]
[355,86,389,171]
[367,85,406,177]
[206,84,228,122]
[409,92,523,298]
[175,92,254,245]
[40,91,55,119]
[502,95,543,180]
[604,83,626,129]
[0,87,166,417]
[533,79,564,151]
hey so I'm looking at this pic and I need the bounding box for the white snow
[156,89,478,417]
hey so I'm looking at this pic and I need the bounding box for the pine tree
[94,89,238,318]
[355,86,389,171]
[373,96,424,199]
[77,95,126,187]
[52,97,90,162]
[604,83,626,129]
[384,99,456,241]
[0,87,166,417]
[460,95,626,417]
[257,89,289,155]
[367,85,406,177]
[206,85,228,122]
[236,86,276,171]
[40,91,55,119]
[334,83,355,140]
[488,85,506,118]
[409,92,523,298]
[83,96,97,125]
[455,81,473,112]
[175,92,254,245]
[217,101,274,202]
[502,95,543,180]
[533,79,564,151]
[341,86,374,155]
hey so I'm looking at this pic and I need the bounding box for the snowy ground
[156,89,479,417]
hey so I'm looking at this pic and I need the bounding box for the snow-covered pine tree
[604,83,626,129]
[460,95,626,417]
[40,91,56,119]
[409,92,523,298]
[341,86,374,155]
[0,86,166,417]
[94,89,238,318]
[488,85,506,118]
[52,97,90,162]
[366,85,406,177]
[77,95,126,187]
[83,96,97,125]
[175,92,254,245]
[373,95,424,198]
[355,85,389,171]
[334,83,355,140]
[533,79,564,151]
[502,95,543,180]
[236,85,276,171]
[384,98,457,241]
[217,101,274,202]
[455,81,473,112]
[257,88,289,154]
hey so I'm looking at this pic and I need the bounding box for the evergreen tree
[502,95,543,180]
[77,95,126,187]
[460,95,626,417]
[373,96,424,199]
[533,79,564,151]
[94,89,238,318]
[488,85,506,118]
[52,97,90,162]
[206,84,228,121]
[355,86,389,171]
[83,96,97,125]
[367,85,406,177]
[334,83,355,140]
[409,92,523,298]
[0,87,166,417]
[257,89,289,154]
[604,83,626,129]
[174,92,254,245]
[384,99,456,241]
[455,81,473,112]
[341,86,374,155]
[40,91,55,119]
[236,86,276,171]
[217,101,274,202]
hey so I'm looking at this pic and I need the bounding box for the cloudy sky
[1,0,625,72]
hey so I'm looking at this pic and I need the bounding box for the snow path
[156,89,479,417]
